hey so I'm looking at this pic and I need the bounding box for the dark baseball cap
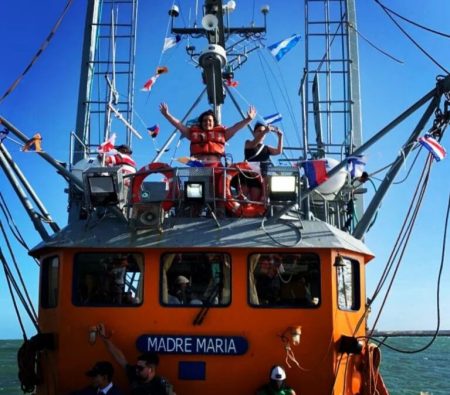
[86,361,114,377]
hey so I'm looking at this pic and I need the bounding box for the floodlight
[223,1,236,13]
[261,5,270,15]
[269,175,297,202]
[86,174,119,206]
[185,181,205,202]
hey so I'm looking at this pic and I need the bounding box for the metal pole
[0,116,84,191]
[152,88,207,163]
[352,93,441,239]
[0,144,60,233]
[0,149,50,241]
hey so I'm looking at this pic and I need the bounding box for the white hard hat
[270,365,286,381]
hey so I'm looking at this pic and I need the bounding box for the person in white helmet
[256,365,296,395]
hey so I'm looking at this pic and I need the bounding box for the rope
[0,0,74,104]
[0,192,31,252]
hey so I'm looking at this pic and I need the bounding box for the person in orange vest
[159,103,256,167]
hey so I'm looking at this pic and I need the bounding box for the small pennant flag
[263,113,282,125]
[268,34,301,61]
[98,133,117,154]
[163,35,181,52]
[156,66,169,75]
[225,79,238,87]
[0,129,9,143]
[148,124,160,138]
[418,134,446,162]
[142,75,159,92]
[302,159,328,188]
[347,155,367,178]
[22,133,42,152]
[176,156,205,167]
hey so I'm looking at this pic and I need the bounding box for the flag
[148,124,160,138]
[418,134,446,162]
[225,78,238,87]
[141,75,159,92]
[0,129,9,143]
[98,133,117,154]
[176,156,205,167]
[302,159,328,188]
[156,66,168,75]
[268,34,301,61]
[162,35,181,52]
[22,133,42,152]
[347,155,367,178]
[263,113,282,125]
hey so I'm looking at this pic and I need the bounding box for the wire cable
[374,0,449,74]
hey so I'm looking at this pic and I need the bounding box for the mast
[302,0,363,222]
[70,0,138,222]
[170,0,266,123]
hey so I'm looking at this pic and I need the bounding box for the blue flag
[268,34,301,61]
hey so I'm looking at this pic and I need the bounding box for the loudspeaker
[131,203,164,229]
[201,14,219,31]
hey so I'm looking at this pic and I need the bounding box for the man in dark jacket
[72,361,124,395]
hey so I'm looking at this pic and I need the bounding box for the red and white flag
[98,133,117,154]
[141,75,159,92]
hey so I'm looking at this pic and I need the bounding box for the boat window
[248,253,320,308]
[336,257,360,311]
[160,253,231,306]
[73,253,143,307]
[41,256,59,308]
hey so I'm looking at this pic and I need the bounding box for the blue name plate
[136,335,248,355]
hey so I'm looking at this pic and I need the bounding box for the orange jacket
[189,125,226,157]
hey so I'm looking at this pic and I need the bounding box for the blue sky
[0,0,449,339]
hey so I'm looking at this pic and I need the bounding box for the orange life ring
[218,162,267,217]
[131,162,178,211]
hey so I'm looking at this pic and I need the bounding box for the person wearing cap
[100,143,137,188]
[168,275,191,304]
[97,324,174,395]
[256,365,296,395]
[72,361,124,395]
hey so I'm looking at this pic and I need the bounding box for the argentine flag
[268,34,301,61]
[263,113,283,125]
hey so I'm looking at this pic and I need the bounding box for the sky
[0,0,449,340]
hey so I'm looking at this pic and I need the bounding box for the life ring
[218,162,267,217]
[131,162,178,211]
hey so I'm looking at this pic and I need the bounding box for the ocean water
[0,337,449,394]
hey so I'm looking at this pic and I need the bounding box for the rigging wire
[0,221,38,322]
[0,192,32,253]
[374,0,450,39]
[347,22,404,64]
[0,0,74,104]
[374,0,450,74]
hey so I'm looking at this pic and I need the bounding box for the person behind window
[71,361,124,395]
[98,324,175,395]
[168,275,191,304]
[256,365,296,395]
[109,256,129,304]
[159,102,256,167]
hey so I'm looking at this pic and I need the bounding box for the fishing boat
[1,1,449,394]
